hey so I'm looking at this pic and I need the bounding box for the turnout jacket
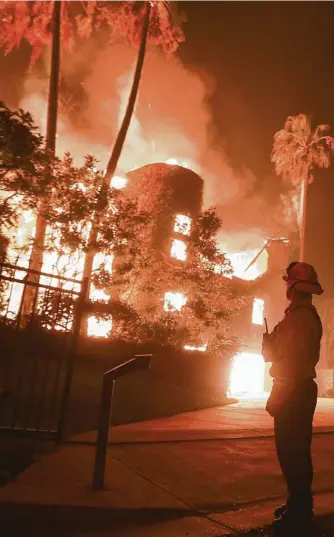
[263,299,323,383]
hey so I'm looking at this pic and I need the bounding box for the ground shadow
[0,504,198,537]
[240,514,334,537]
[1,503,334,537]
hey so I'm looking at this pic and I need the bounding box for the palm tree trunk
[104,1,151,181]
[299,175,308,262]
[80,1,151,334]
[20,0,61,320]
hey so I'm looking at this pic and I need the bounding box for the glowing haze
[18,37,286,258]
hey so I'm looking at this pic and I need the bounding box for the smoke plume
[19,39,289,254]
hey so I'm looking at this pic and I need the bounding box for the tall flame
[229,352,265,396]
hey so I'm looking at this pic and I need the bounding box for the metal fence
[0,261,87,439]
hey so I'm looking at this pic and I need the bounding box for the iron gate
[0,262,87,439]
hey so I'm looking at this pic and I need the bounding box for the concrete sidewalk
[0,398,334,536]
[72,396,334,444]
[1,439,334,536]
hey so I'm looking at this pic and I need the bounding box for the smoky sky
[179,1,334,294]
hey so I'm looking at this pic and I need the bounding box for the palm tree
[271,114,334,261]
[30,0,61,278]
[81,1,152,305]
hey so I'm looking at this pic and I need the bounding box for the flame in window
[164,291,187,312]
[174,214,191,236]
[171,239,187,261]
[252,297,264,325]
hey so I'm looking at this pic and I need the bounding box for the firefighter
[262,261,323,536]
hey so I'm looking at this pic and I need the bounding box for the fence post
[57,277,88,442]
[92,374,115,490]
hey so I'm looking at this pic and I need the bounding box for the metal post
[92,375,115,490]
[92,355,152,490]
[57,277,88,442]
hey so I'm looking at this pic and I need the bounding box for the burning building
[126,162,203,242]
[125,162,204,315]
[123,163,298,398]
[2,158,332,401]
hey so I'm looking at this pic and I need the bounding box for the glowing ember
[184,344,207,352]
[87,316,112,338]
[174,214,191,236]
[252,297,264,326]
[171,239,187,261]
[229,352,265,396]
[164,291,187,312]
[111,176,127,189]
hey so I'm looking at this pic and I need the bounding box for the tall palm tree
[81,1,152,304]
[30,0,61,274]
[271,113,334,261]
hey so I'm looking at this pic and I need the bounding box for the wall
[67,341,234,435]
[126,162,203,254]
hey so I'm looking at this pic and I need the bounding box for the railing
[0,261,88,438]
[0,261,84,330]
[92,354,152,490]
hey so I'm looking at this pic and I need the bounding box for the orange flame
[171,238,187,261]
[227,248,268,281]
[164,291,187,312]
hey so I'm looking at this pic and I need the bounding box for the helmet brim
[282,275,324,295]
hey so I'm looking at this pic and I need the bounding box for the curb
[68,426,334,446]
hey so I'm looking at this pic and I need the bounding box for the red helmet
[283,262,324,295]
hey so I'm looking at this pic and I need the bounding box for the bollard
[92,354,151,490]
[92,375,115,490]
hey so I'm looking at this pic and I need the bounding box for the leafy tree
[89,207,248,353]
[39,159,247,351]
[0,100,51,233]
[271,113,334,261]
